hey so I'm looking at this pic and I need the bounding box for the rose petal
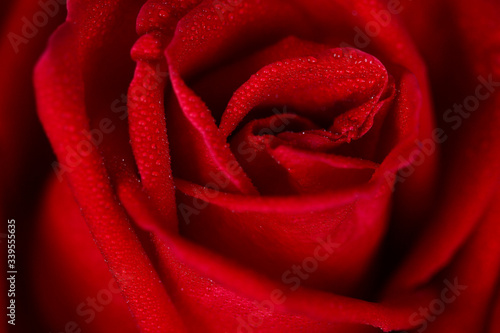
[117,178,424,332]
[34,0,187,330]
[229,114,379,195]
[33,177,138,333]
[219,48,390,140]
[175,176,392,296]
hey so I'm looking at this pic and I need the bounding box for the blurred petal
[33,177,138,333]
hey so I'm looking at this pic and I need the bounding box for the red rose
[2,0,500,332]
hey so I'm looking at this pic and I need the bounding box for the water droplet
[159,10,168,18]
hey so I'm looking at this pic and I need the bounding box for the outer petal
[0,0,65,330]
[127,0,204,229]
[386,1,500,293]
[34,0,187,331]
[384,2,500,331]
[32,177,138,333]
[117,177,427,332]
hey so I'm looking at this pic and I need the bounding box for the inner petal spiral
[220,47,394,145]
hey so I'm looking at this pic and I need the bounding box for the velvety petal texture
[19,0,500,332]
[34,0,187,331]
